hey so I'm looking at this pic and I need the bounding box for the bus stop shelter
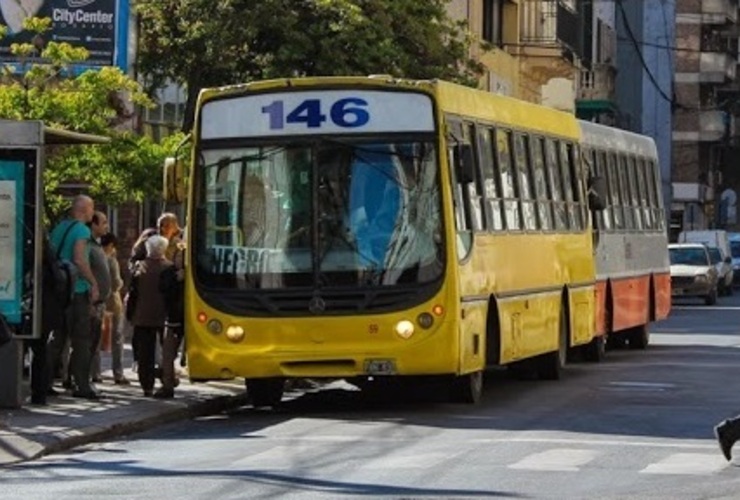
[0,120,109,409]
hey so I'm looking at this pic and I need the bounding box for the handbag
[0,313,13,346]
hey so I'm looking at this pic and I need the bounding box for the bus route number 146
[261,98,370,130]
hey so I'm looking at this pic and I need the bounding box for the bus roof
[578,120,658,159]
[197,76,581,140]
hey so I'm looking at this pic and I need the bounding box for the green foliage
[0,17,184,219]
[136,0,484,131]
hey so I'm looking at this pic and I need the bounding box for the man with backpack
[46,195,100,400]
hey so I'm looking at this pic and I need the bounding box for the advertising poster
[0,0,117,67]
[0,161,24,323]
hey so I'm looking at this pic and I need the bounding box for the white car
[669,243,719,305]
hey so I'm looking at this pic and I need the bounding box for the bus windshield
[193,137,443,290]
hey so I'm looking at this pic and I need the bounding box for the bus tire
[538,301,568,380]
[628,324,649,350]
[583,335,606,362]
[246,378,285,408]
[449,370,483,404]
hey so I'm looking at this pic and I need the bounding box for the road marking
[508,449,598,472]
[605,382,676,392]
[640,453,727,475]
[362,453,452,469]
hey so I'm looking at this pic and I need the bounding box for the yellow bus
[166,76,607,406]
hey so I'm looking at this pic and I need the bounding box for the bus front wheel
[449,370,483,404]
[246,378,285,408]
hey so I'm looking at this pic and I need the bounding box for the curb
[11,391,250,466]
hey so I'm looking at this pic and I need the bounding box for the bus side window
[646,159,664,230]
[606,152,623,230]
[465,123,485,232]
[531,137,552,231]
[560,142,582,231]
[545,138,567,231]
[593,150,611,230]
[446,118,468,232]
[634,157,652,230]
[625,155,643,231]
[514,133,537,231]
[616,154,634,230]
[497,129,521,231]
[477,126,504,231]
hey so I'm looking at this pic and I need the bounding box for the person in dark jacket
[155,245,185,398]
[129,235,172,396]
[28,234,66,405]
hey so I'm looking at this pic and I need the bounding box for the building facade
[615,0,676,234]
[669,0,740,237]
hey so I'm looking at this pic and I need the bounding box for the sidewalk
[0,368,249,467]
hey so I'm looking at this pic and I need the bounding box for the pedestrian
[129,212,183,270]
[27,234,66,405]
[101,232,130,385]
[155,245,185,398]
[715,417,740,461]
[88,212,112,384]
[128,235,172,397]
[46,195,100,400]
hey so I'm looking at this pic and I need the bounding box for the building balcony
[578,64,615,100]
[702,0,738,25]
[520,0,583,59]
[700,52,737,83]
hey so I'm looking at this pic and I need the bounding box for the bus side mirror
[725,256,732,264]
[588,175,608,211]
[163,157,186,203]
[455,144,475,184]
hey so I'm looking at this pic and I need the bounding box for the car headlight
[695,274,708,283]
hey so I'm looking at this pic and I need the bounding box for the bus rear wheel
[449,370,483,404]
[627,324,649,350]
[582,335,606,362]
[246,378,285,408]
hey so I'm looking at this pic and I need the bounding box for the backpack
[50,222,81,309]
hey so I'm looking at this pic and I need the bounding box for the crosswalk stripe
[508,449,598,472]
[640,453,727,475]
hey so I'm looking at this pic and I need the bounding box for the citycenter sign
[0,0,124,70]
[52,8,114,24]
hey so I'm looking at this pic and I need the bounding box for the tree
[136,0,484,131]
[0,18,186,220]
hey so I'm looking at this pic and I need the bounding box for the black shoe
[715,421,737,461]
[46,387,60,396]
[62,379,73,390]
[72,390,100,400]
[143,389,153,397]
[92,377,103,383]
[114,377,131,385]
[31,395,47,406]
[153,388,174,399]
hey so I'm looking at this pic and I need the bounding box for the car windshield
[670,247,709,266]
[193,137,444,289]
[707,247,722,265]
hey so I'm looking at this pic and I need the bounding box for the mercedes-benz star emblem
[308,296,326,314]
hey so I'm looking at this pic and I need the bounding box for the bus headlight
[395,320,415,339]
[225,325,246,343]
[207,319,223,335]
[417,312,434,329]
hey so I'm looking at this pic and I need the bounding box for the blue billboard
[0,0,129,71]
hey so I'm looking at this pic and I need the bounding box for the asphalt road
[6,294,740,499]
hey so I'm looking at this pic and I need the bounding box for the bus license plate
[364,359,396,375]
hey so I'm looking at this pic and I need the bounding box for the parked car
[669,243,719,305]
[728,232,740,286]
[707,246,734,296]
[678,230,733,293]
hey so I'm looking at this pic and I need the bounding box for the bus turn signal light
[432,305,444,316]
[197,312,208,323]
